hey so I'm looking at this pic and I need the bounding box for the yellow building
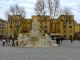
[7,15,22,39]
[0,19,7,39]
[20,19,32,33]
[74,22,80,39]
[30,15,74,39]
[59,15,75,39]
[7,15,75,40]
[75,23,80,33]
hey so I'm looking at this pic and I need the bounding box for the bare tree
[54,0,60,17]
[63,7,72,15]
[47,0,60,18]
[47,0,54,18]
[6,4,26,43]
[62,7,73,21]
[8,4,26,18]
[47,0,60,36]
[35,0,60,34]
[35,0,60,18]
[35,0,46,16]
[5,11,9,19]
[35,0,46,34]
[53,0,60,36]
[47,0,54,33]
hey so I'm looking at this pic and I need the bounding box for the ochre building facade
[7,15,75,40]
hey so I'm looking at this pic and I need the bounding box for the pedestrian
[6,38,9,46]
[56,37,58,44]
[14,40,18,46]
[58,37,60,45]
[56,37,60,45]
[2,39,6,46]
[60,37,63,44]
[10,39,12,46]
[16,40,18,46]
[71,37,73,43]
[12,39,15,46]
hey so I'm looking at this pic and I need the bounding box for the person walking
[60,37,63,44]
[56,37,58,44]
[10,39,12,46]
[16,40,18,46]
[2,39,6,46]
[56,37,60,45]
[58,37,60,45]
[71,37,73,43]
[12,39,14,46]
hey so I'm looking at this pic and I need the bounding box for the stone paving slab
[0,40,80,60]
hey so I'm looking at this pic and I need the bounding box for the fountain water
[17,20,58,47]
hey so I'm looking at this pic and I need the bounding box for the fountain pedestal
[17,20,58,47]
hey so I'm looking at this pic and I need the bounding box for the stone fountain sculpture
[17,19,58,47]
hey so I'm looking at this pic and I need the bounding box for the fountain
[17,19,58,47]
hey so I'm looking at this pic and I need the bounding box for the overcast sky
[0,0,80,23]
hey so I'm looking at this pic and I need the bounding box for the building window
[64,35,66,39]
[50,21,52,33]
[45,30,47,33]
[2,22,4,26]
[64,29,66,33]
[10,25,12,28]
[70,28,72,33]
[45,26,47,33]
[69,20,72,24]
[45,25,47,28]
[10,20,12,24]
[70,30,71,33]
[15,21,18,26]
[69,36,72,40]
[45,17,47,20]
[69,26,72,28]
[62,16,66,20]
[63,21,66,25]
[63,25,66,29]
[1,27,4,29]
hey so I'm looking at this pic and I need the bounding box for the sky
[0,0,80,23]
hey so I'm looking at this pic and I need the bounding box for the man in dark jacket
[56,37,60,45]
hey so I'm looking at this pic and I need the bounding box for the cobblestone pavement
[0,40,80,60]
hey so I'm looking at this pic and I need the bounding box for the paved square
[0,40,80,60]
